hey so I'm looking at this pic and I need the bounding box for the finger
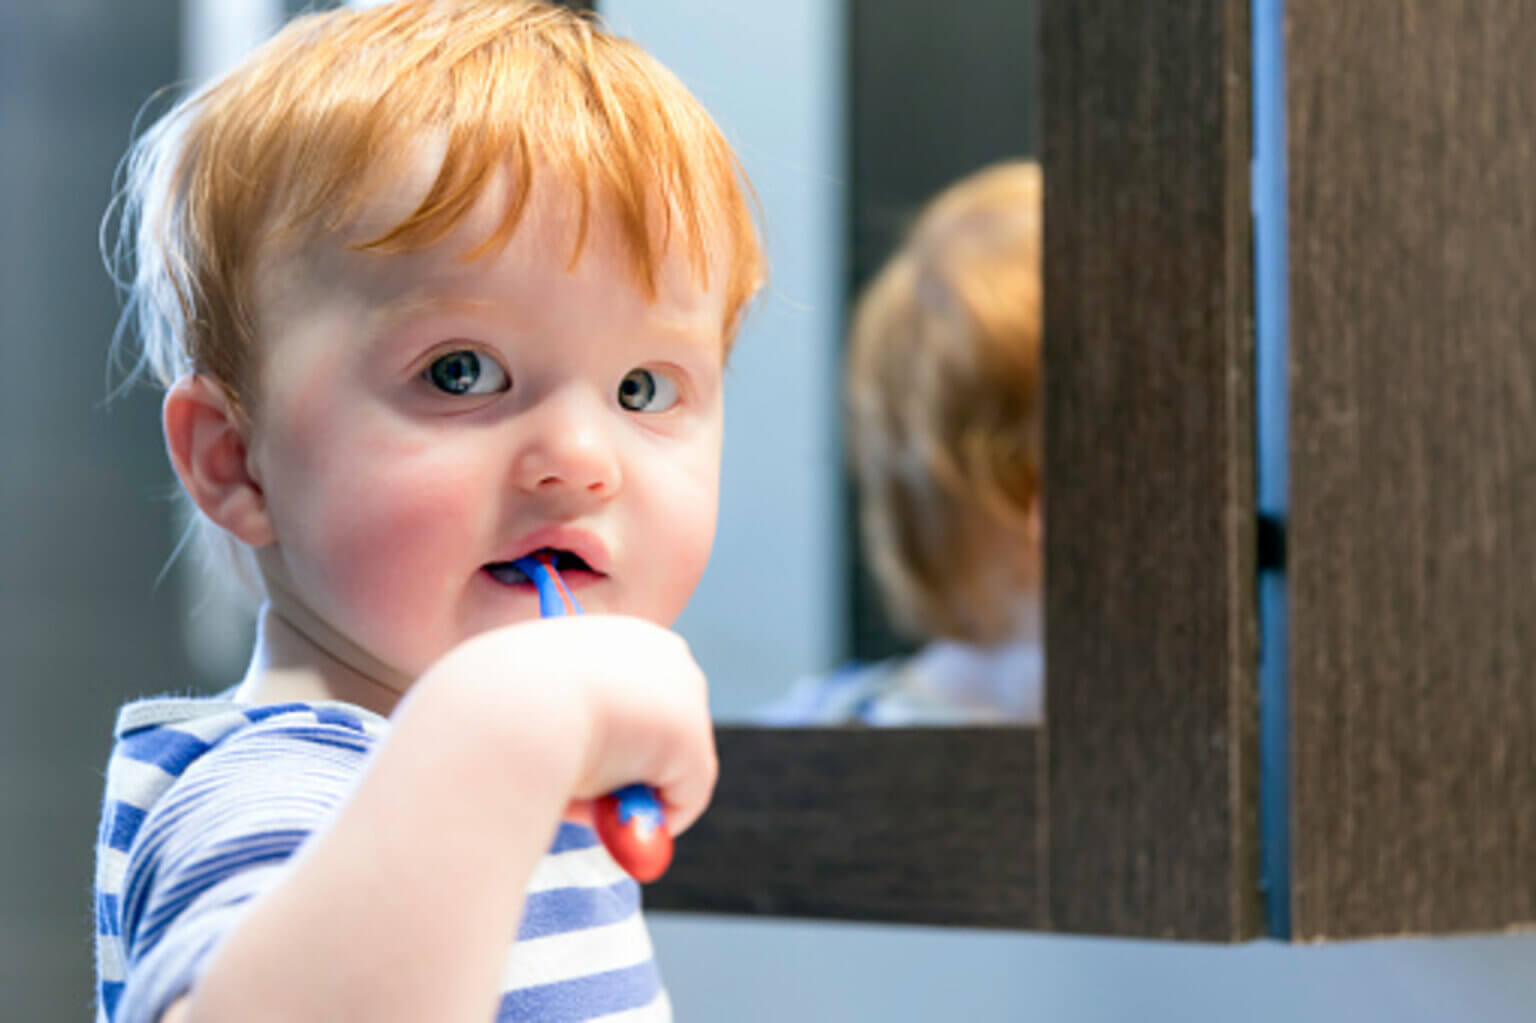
[562,798,597,828]
[654,752,719,836]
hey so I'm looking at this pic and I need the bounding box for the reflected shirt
[93,696,670,1022]
[755,638,1044,726]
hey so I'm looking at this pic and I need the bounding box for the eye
[617,368,680,413]
[424,349,509,396]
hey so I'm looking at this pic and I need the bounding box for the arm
[159,615,714,1023]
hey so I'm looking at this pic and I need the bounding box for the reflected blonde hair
[107,0,765,600]
[847,161,1041,645]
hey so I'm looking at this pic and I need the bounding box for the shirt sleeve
[111,713,376,1023]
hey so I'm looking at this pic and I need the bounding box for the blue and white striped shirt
[93,696,670,1022]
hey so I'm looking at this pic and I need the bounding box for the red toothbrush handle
[594,783,673,882]
[514,554,674,882]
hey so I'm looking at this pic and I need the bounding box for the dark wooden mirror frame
[650,0,1264,942]
[653,0,1536,944]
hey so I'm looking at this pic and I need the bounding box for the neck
[233,588,411,717]
[987,590,1042,649]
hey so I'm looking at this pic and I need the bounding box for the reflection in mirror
[646,0,1041,726]
[757,161,1043,726]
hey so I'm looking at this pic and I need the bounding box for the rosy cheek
[276,416,483,647]
[322,450,477,578]
[651,455,720,619]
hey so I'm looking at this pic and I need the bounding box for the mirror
[601,0,1045,727]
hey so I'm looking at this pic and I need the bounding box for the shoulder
[98,695,387,881]
[751,638,1044,725]
[864,639,1044,724]
[94,696,389,1015]
[112,692,386,745]
[106,696,384,799]
[751,659,899,725]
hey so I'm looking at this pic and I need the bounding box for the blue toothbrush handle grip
[514,555,672,882]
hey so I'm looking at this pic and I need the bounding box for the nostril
[513,437,618,495]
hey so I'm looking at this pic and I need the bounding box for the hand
[419,615,717,839]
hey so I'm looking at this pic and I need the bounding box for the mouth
[484,547,600,586]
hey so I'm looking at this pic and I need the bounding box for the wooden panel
[647,728,1043,929]
[1288,0,1536,939]
[1040,0,1261,939]
[650,0,1261,939]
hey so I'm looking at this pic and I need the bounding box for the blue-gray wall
[2,4,190,1017]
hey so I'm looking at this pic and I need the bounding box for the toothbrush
[512,552,674,883]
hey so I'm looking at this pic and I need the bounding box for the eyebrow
[357,293,515,376]
[352,269,726,368]
[371,292,504,323]
[648,321,728,359]
[377,291,721,339]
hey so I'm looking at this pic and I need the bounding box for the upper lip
[492,525,611,575]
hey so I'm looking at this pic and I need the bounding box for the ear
[163,375,274,548]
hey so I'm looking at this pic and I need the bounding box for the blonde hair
[106,0,765,597]
[846,161,1041,645]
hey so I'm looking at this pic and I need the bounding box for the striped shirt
[93,696,670,1022]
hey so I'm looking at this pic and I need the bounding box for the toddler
[93,2,763,1020]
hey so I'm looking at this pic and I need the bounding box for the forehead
[258,149,733,343]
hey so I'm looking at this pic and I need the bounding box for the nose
[511,391,622,499]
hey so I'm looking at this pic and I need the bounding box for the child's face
[242,174,729,683]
